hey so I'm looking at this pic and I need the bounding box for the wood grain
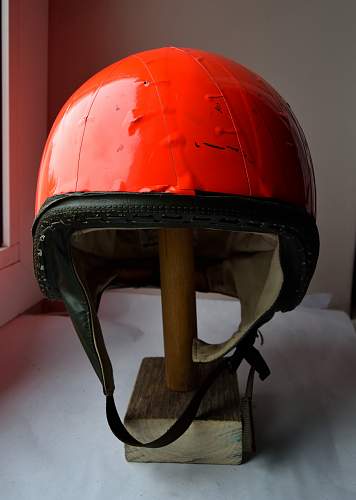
[159,228,197,391]
[124,357,248,464]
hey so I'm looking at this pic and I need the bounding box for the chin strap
[105,329,270,448]
[60,231,272,449]
[62,269,270,449]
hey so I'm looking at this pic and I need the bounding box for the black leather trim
[33,191,319,313]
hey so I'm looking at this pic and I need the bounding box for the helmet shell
[35,47,315,215]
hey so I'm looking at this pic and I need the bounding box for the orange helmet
[33,47,319,447]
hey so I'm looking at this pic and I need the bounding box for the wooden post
[159,228,197,392]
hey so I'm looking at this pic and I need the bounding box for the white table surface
[0,291,355,500]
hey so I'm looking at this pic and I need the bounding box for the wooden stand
[124,229,254,464]
[124,357,254,464]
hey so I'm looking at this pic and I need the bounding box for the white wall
[49,0,356,312]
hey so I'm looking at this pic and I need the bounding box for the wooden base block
[124,357,254,465]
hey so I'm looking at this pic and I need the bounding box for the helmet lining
[71,228,283,362]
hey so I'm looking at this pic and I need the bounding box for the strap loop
[106,330,270,448]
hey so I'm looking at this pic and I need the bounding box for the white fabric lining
[71,228,284,362]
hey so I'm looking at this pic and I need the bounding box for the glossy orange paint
[35,47,315,215]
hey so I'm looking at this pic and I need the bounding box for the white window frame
[0,0,20,269]
[0,0,47,326]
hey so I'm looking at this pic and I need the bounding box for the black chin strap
[63,241,271,449]
[106,330,270,448]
